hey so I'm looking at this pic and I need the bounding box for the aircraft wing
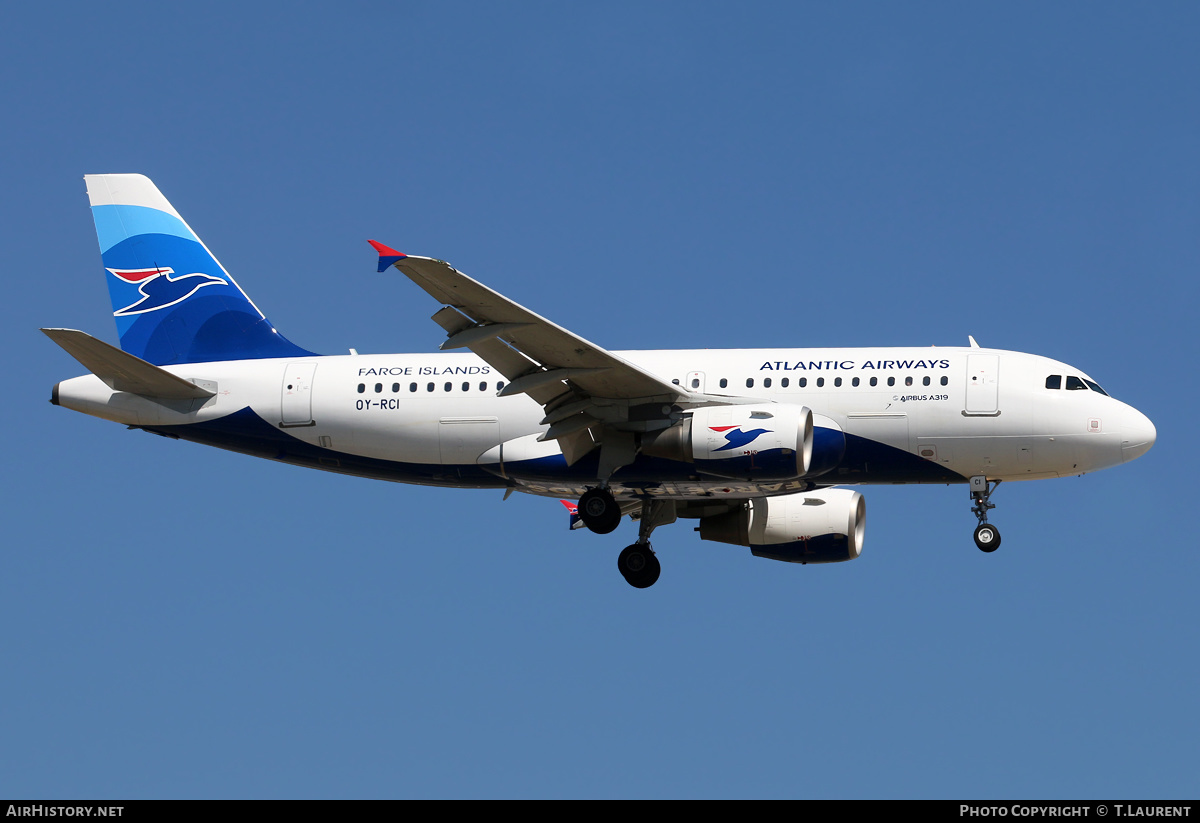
[373,244,685,405]
[373,241,703,467]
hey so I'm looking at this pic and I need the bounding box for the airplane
[44,174,1157,588]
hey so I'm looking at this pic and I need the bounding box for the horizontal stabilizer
[41,328,215,399]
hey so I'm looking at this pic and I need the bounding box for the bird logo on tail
[108,267,228,316]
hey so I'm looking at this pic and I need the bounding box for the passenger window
[940,376,948,386]
[410,382,418,392]
[672,378,680,385]
[799,378,807,388]
[497,381,506,391]
[479,381,487,391]
[922,376,930,387]
[462,382,470,392]
[887,376,895,387]
[357,383,365,393]
[764,378,772,388]
[1066,376,1087,391]
[1046,375,1062,390]
[444,382,452,392]
[870,376,878,387]
[834,377,842,387]
[905,376,913,387]
[781,377,789,388]
[719,378,728,388]
[852,377,860,387]
[816,377,825,388]
[690,378,700,389]
[392,383,400,393]
[746,378,754,388]
[375,383,383,393]
[427,382,435,392]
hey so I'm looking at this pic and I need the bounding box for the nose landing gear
[973,523,1001,552]
[970,475,1001,552]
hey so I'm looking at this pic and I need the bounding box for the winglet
[369,240,407,273]
[561,499,585,531]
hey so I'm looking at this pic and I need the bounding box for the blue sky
[2,2,1195,798]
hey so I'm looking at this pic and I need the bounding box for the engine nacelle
[698,488,865,564]
[642,405,813,481]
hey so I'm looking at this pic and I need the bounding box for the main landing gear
[618,543,660,589]
[618,499,675,589]
[578,487,621,534]
[578,489,674,589]
[969,475,1001,552]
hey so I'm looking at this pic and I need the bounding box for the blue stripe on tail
[90,197,315,366]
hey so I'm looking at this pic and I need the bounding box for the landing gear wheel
[578,488,621,535]
[618,543,661,588]
[969,476,1002,553]
[974,523,1001,553]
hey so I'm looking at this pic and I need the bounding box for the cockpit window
[1048,373,1109,396]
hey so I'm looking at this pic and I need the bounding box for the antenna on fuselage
[968,335,981,348]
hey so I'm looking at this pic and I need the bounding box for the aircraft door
[281,362,317,427]
[964,354,1000,415]
[685,371,706,393]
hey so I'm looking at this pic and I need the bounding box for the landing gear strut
[578,487,621,534]
[969,475,1001,552]
[617,499,677,589]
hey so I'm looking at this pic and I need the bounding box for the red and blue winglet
[368,240,407,273]
[561,499,583,531]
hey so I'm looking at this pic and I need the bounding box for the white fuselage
[53,345,1156,501]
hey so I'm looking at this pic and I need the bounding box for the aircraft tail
[85,174,315,366]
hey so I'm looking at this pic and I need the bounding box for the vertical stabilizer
[86,174,314,365]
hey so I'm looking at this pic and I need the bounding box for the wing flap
[557,427,599,466]
[430,305,571,405]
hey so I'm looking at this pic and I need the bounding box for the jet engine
[642,405,813,481]
[697,488,865,563]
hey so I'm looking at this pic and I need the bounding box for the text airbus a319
[45,175,1156,588]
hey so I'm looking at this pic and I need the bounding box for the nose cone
[1120,407,1156,463]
